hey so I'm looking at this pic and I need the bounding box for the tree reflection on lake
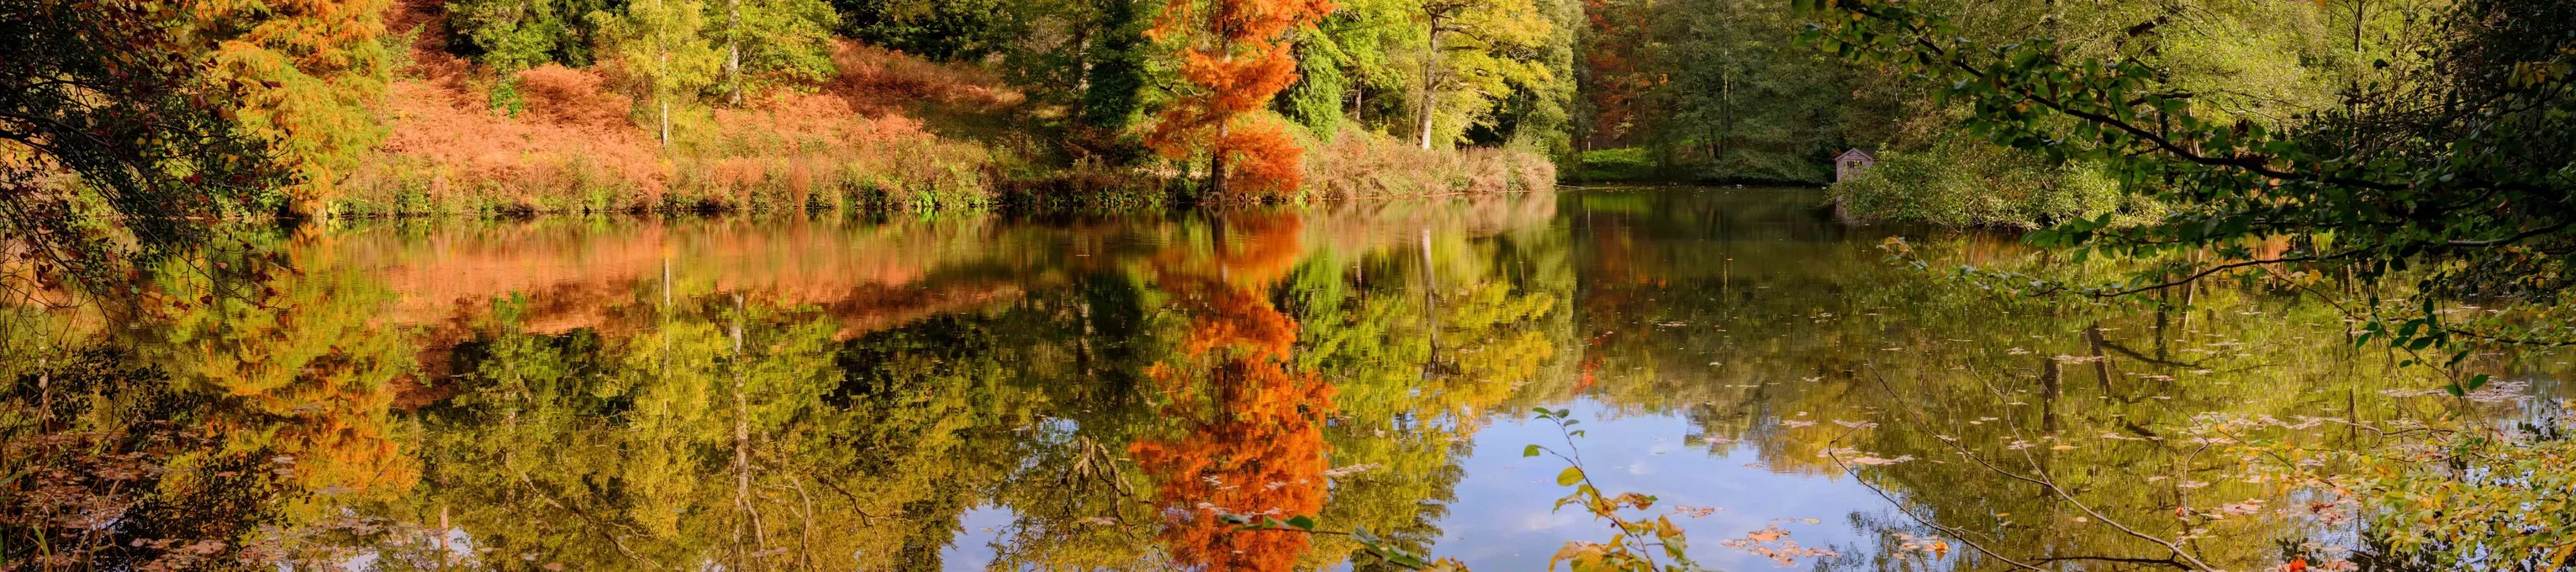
[3,188,2565,571]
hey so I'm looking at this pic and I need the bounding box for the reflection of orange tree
[1131,212,1338,571]
[150,248,421,500]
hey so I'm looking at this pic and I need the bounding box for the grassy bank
[1561,147,1830,187]
[1302,127,1556,199]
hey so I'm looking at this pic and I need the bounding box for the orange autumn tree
[1146,0,1335,200]
[1131,213,1337,571]
[195,0,394,213]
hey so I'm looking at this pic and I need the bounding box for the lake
[6,187,2565,571]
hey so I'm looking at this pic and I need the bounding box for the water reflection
[1,189,2563,571]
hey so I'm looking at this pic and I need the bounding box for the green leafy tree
[1279,0,1423,137]
[449,0,623,70]
[1639,0,1850,181]
[829,0,1012,60]
[1078,0,1152,134]
[1410,0,1553,149]
[718,0,841,103]
[604,0,724,144]
[1802,0,2576,350]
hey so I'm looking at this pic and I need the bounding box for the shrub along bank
[336,18,1558,217]
[1828,140,2150,229]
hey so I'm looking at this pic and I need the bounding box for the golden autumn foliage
[192,0,394,211]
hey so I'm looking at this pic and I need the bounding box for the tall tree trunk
[1718,52,1735,159]
[1208,132,1229,198]
[658,49,672,146]
[1353,84,1363,125]
[2346,0,2365,153]
[1418,22,1443,149]
[1209,34,1235,198]
[726,0,742,106]
[1071,21,1093,107]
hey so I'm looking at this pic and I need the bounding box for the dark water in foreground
[10,187,2568,571]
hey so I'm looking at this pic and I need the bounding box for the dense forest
[7,0,1582,217]
[7,0,2550,219]
[11,0,2560,219]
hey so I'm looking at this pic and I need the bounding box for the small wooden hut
[1834,148,1877,182]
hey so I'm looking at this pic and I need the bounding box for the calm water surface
[31,187,2570,571]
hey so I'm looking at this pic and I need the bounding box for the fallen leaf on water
[1322,463,1383,478]
[1673,505,1722,518]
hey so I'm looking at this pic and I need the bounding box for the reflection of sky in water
[937,400,1903,571]
[1439,399,1890,570]
[944,506,1016,571]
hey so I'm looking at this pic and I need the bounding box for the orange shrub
[513,64,634,132]
[349,78,668,213]
[824,41,1023,113]
[341,28,1013,214]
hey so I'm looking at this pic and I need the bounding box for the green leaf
[1383,553,1430,568]
[1286,516,1316,531]
[1523,444,1542,457]
[1556,466,1585,486]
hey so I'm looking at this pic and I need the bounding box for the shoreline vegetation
[326,0,1560,217]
